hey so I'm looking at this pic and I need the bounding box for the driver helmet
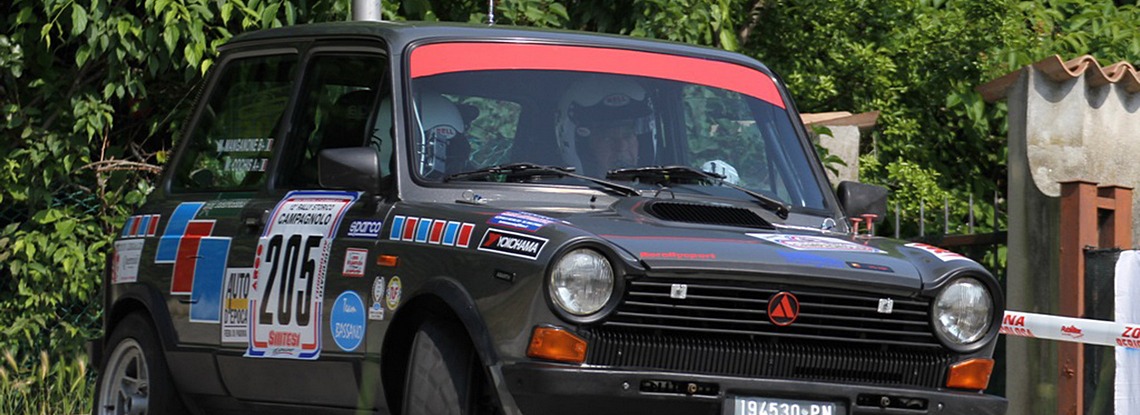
[413,91,469,179]
[556,75,655,175]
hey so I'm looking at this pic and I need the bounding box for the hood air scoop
[646,201,773,229]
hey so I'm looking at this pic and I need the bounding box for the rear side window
[172,54,297,192]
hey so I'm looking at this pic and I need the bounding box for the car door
[150,46,299,402]
[212,41,397,411]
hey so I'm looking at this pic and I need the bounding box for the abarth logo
[767,292,799,326]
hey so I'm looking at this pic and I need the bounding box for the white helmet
[413,91,468,178]
[556,76,655,174]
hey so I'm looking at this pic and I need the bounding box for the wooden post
[1057,180,1133,415]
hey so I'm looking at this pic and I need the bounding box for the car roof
[223,20,776,76]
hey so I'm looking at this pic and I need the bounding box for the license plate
[730,396,838,415]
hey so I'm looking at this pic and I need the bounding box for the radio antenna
[487,0,495,25]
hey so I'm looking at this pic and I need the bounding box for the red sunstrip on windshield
[409,42,785,109]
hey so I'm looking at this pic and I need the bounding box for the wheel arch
[380,276,502,414]
[105,285,179,353]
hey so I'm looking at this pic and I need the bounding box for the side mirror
[319,147,381,194]
[836,181,887,224]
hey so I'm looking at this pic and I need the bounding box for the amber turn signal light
[946,358,994,390]
[377,255,398,267]
[527,326,587,364]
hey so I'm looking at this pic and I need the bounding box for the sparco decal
[248,191,359,360]
[477,228,548,260]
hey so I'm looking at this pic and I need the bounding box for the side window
[279,54,388,188]
[172,54,297,191]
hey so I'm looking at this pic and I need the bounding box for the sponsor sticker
[778,251,845,269]
[477,228,548,260]
[847,261,894,273]
[347,220,383,238]
[487,211,558,232]
[905,243,972,262]
[198,198,252,218]
[748,234,885,254]
[248,191,359,360]
[330,291,366,352]
[1061,325,1084,339]
[342,248,367,277]
[639,252,717,260]
[369,277,386,321]
[111,239,144,284]
[221,268,253,343]
[389,215,475,247]
[386,277,402,311]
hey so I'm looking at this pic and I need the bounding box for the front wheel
[95,312,187,415]
[402,319,484,415]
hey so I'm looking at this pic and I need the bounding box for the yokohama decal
[410,42,785,109]
[247,191,359,360]
[767,292,799,326]
[477,228,548,260]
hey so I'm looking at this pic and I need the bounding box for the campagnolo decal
[346,220,383,238]
[477,228,548,260]
[221,268,253,343]
[155,202,232,323]
[342,248,367,277]
[385,277,402,311]
[748,233,885,254]
[247,191,359,360]
[330,291,366,352]
[369,277,386,321]
[389,215,475,247]
[487,210,558,232]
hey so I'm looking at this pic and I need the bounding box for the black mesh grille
[583,330,953,388]
[607,278,939,348]
[585,276,953,388]
[646,202,772,229]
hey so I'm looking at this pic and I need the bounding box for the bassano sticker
[247,191,358,360]
[330,291,366,352]
[221,268,253,343]
[748,234,885,254]
[477,228,548,260]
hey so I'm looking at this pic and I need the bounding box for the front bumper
[501,363,1007,415]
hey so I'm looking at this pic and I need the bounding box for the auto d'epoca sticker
[247,191,358,360]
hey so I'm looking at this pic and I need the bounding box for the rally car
[93,21,1007,415]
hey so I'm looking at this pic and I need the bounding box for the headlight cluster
[549,248,614,316]
[932,277,993,349]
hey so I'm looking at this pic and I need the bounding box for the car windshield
[407,42,828,212]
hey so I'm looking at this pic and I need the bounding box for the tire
[402,319,480,415]
[95,312,188,415]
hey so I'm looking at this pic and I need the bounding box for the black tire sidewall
[402,319,476,415]
[94,312,187,415]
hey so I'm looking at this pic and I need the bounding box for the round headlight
[932,278,993,346]
[549,249,614,315]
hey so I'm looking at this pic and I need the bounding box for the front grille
[584,276,953,388]
[646,201,772,229]
[584,330,953,388]
[607,278,939,348]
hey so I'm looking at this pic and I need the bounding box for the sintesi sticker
[247,191,359,360]
[904,242,973,262]
[221,268,253,343]
[748,233,885,254]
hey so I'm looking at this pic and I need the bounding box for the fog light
[527,326,587,364]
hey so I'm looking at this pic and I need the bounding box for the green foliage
[0,349,92,415]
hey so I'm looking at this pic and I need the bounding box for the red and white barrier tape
[1001,310,1140,349]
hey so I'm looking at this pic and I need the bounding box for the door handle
[242,210,268,233]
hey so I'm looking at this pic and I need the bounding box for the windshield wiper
[446,163,641,197]
[607,165,791,219]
